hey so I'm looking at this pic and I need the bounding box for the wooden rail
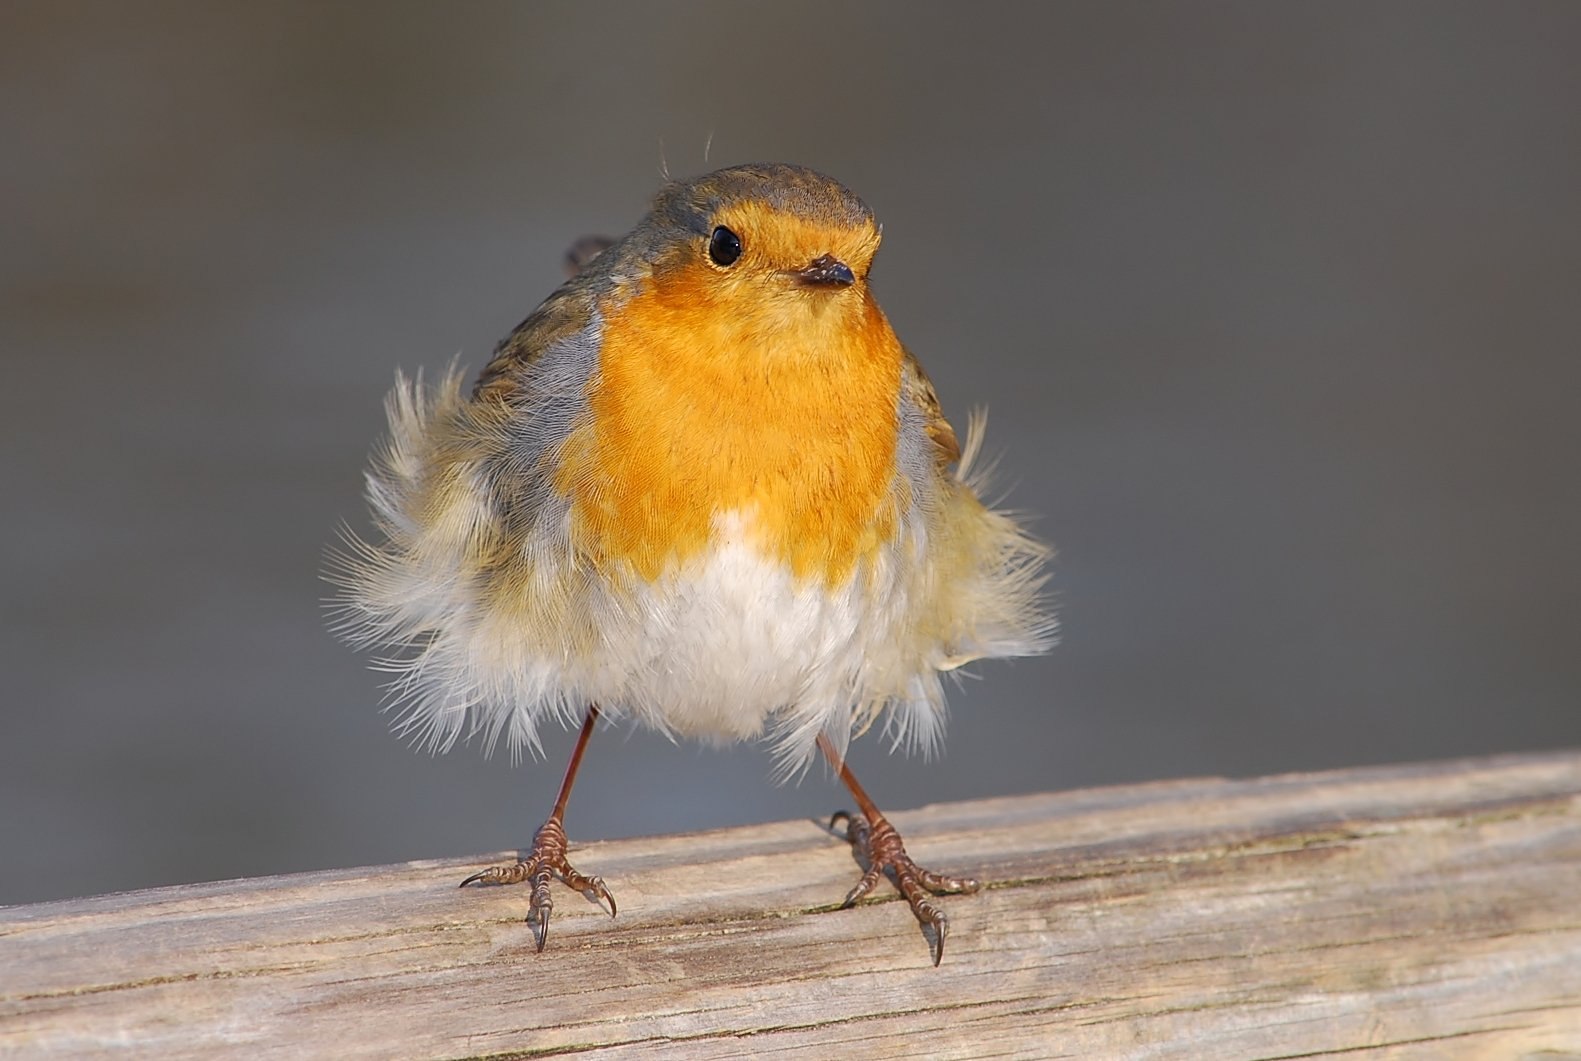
[4,752,1581,1058]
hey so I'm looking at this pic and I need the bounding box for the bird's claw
[460,816,616,952]
[830,809,980,966]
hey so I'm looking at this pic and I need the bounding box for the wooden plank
[3,752,1581,1059]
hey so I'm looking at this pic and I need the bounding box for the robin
[332,162,1053,965]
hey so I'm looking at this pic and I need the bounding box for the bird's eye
[708,226,742,267]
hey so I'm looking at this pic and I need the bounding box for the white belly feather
[585,512,905,752]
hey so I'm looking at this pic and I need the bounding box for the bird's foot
[460,816,616,952]
[829,810,981,966]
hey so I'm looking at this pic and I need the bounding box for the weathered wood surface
[3,752,1581,1059]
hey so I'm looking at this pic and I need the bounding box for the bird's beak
[792,254,856,288]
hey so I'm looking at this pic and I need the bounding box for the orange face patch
[554,250,906,586]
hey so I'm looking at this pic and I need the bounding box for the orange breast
[554,265,905,585]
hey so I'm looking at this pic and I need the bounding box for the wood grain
[4,752,1581,1059]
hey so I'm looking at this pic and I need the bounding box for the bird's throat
[556,282,906,585]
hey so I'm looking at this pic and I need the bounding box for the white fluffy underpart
[330,365,1053,777]
[596,511,932,779]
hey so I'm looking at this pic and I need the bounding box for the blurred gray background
[3,3,1579,907]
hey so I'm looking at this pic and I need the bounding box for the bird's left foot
[829,810,981,966]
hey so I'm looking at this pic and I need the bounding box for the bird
[330,162,1054,966]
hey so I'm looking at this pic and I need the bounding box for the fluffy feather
[330,367,1052,774]
[329,163,1053,775]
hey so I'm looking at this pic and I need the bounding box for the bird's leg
[818,734,980,966]
[460,704,616,951]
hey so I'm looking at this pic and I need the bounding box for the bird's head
[627,163,887,349]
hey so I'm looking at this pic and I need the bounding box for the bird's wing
[471,234,620,404]
[471,281,601,405]
[901,347,961,466]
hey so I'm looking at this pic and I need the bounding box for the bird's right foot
[460,816,616,952]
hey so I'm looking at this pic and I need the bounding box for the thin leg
[818,734,980,966]
[460,704,616,951]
